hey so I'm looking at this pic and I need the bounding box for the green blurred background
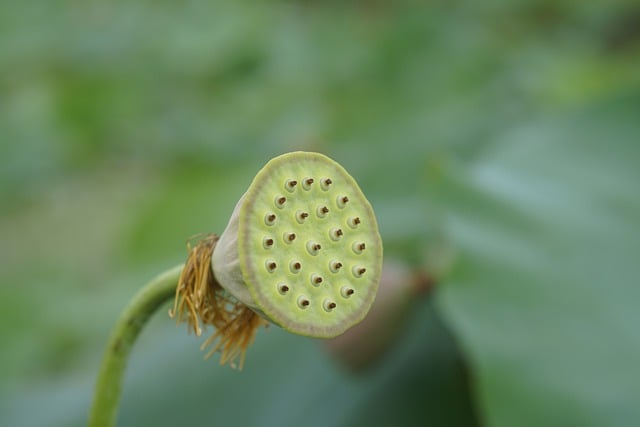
[1,1,639,426]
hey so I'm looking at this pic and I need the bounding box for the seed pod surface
[213,151,382,338]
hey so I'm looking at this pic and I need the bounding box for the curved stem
[88,265,183,427]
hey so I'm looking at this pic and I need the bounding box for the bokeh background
[1,1,639,426]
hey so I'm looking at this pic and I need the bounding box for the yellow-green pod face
[237,151,382,338]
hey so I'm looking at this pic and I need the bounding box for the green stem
[88,265,183,427]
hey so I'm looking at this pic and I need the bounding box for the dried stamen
[170,234,267,370]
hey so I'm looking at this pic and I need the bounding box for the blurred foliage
[1,1,639,426]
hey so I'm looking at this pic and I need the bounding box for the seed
[337,195,349,208]
[306,241,322,255]
[316,205,329,218]
[278,284,290,294]
[266,261,277,272]
[296,210,309,224]
[265,213,276,226]
[323,299,337,312]
[290,261,302,272]
[352,242,366,254]
[329,228,343,241]
[275,195,287,208]
[340,287,355,298]
[348,216,361,228]
[329,261,343,273]
[321,178,333,190]
[297,296,310,309]
[285,180,298,192]
[352,266,366,277]
[302,177,314,190]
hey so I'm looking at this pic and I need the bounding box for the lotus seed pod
[212,151,383,338]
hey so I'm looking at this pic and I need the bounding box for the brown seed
[317,205,329,218]
[321,178,333,190]
[330,261,343,272]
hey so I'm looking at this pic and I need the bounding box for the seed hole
[296,211,309,224]
[330,228,344,241]
[290,261,302,273]
[348,217,361,228]
[278,284,290,295]
[323,299,337,312]
[330,261,343,273]
[311,274,323,286]
[302,178,314,190]
[263,237,274,249]
[297,296,310,309]
[266,261,277,272]
[321,178,333,190]
[316,205,329,218]
[352,266,366,277]
[341,287,355,298]
[352,242,366,254]
[337,196,349,208]
[306,241,322,255]
[285,180,298,192]
[275,195,287,208]
[284,232,296,243]
[265,213,276,226]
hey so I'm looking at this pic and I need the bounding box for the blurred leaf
[437,100,640,427]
